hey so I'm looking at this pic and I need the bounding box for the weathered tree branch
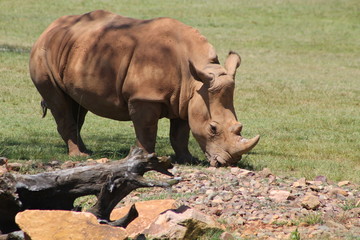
[0,147,179,234]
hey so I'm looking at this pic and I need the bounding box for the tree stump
[0,147,180,234]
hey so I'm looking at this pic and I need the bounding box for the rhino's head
[188,51,260,167]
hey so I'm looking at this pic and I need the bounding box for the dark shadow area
[170,154,206,166]
[0,138,64,161]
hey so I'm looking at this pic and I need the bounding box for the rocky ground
[1,157,360,239]
[123,165,360,239]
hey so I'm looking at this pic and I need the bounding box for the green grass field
[0,0,359,183]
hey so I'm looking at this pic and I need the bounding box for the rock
[5,161,359,240]
[0,157,7,166]
[237,216,246,225]
[15,210,128,240]
[292,178,307,188]
[49,160,60,166]
[142,205,222,240]
[0,230,25,240]
[222,193,234,202]
[95,158,110,164]
[7,163,22,172]
[309,185,320,192]
[0,166,7,176]
[314,175,327,183]
[61,161,79,169]
[230,167,240,175]
[205,189,215,196]
[220,231,235,240]
[110,199,177,237]
[349,207,360,217]
[338,181,350,187]
[329,188,349,197]
[269,190,291,202]
[326,220,347,231]
[207,192,218,201]
[301,194,320,210]
[307,180,323,186]
[230,168,254,177]
[239,169,255,177]
[258,168,272,178]
[211,208,223,216]
[212,195,224,204]
[268,175,277,184]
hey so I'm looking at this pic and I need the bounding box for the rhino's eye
[210,124,217,134]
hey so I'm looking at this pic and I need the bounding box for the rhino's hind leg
[37,82,90,156]
[30,46,90,157]
[71,102,90,155]
[170,119,197,164]
[50,98,90,157]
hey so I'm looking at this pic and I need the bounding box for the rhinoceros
[29,10,259,167]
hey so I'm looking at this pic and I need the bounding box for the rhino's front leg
[129,101,162,154]
[170,118,196,164]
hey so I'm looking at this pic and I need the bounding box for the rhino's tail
[41,100,48,118]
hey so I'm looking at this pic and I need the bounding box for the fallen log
[0,147,180,234]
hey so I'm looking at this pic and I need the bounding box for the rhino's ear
[189,61,213,83]
[225,51,241,78]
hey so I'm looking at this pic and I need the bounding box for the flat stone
[309,185,320,192]
[230,167,240,175]
[307,180,323,186]
[338,181,350,187]
[110,199,177,238]
[222,193,234,202]
[301,194,320,210]
[314,176,327,183]
[212,195,224,204]
[205,189,215,195]
[269,190,291,202]
[143,205,222,240]
[61,161,79,169]
[258,168,272,178]
[292,178,307,188]
[95,158,110,164]
[329,188,349,197]
[239,169,255,177]
[15,210,127,240]
[268,175,277,184]
[220,231,235,240]
[237,216,246,225]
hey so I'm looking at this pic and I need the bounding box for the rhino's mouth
[206,151,239,167]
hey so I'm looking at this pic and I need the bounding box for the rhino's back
[31,10,215,120]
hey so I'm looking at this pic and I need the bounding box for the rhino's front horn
[238,135,260,155]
